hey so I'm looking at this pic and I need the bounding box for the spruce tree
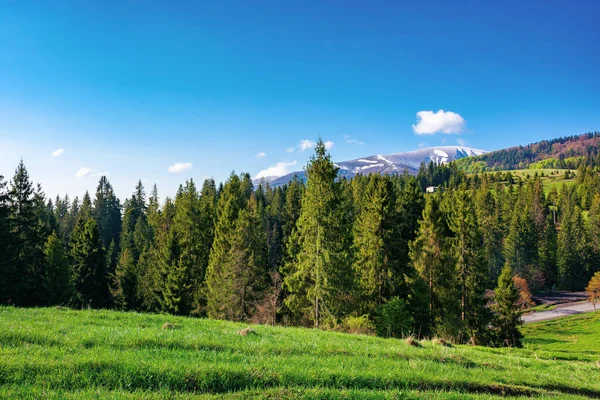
[114,181,151,309]
[79,192,93,222]
[7,160,47,305]
[352,175,401,312]
[0,175,14,304]
[71,219,109,308]
[170,179,205,313]
[205,173,250,318]
[93,176,122,265]
[474,183,504,283]
[284,139,351,327]
[44,232,73,305]
[409,194,453,334]
[504,190,538,277]
[492,265,523,347]
[447,185,490,343]
[211,194,268,320]
[539,215,558,289]
[159,229,191,314]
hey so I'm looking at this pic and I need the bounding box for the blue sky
[1,0,599,200]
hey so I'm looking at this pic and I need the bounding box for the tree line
[456,131,600,171]
[2,139,600,346]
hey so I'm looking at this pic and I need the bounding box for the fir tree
[474,183,504,283]
[159,229,191,315]
[205,173,251,318]
[284,139,351,328]
[115,181,151,309]
[409,194,453,334]
[93,176,122,265]
[492,265,523,347]
[352,175,401,312]
[44,232,73,305]
[7,160,47,305]
[71,219,109,308]
[0,175,15,304]
[171,179,205,313]
[210,195,268,320]
[447,186,490,343]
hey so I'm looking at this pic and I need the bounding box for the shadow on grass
[3,360,599,398]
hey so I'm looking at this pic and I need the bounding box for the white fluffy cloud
[298,139,315,151]
[167,162,193,173]
[255,160,297,179]
[412,110,466,135]
[256,152,266,158]
[76,167,92,178]
[52,148,64,157]
[75,167,106,178]
[298,139,334,151]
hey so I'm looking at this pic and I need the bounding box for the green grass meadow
[476,169,577,195]
[0,307,599,399]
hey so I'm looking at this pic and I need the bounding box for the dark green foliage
[208,194,268,321]
[3,135,600,346]
[114,181,151,309]
[0,175,14,304]
[492,265,523,347]
[7,160,48,306]
[205,173,253,319]
[43,232,73,305]
[158,230,191,315]
[447,186,491,344]
[93,176,121,273]
[410,195,453,336]
[284,139,352,328]
[375,297,413,338]
[352,175,402,312]
[71,219,108,308]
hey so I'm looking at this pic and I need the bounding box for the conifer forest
[2,139,600,348]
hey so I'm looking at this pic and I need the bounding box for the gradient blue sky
[1,0,599,200]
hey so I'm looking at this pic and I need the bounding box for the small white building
[425,186,438,193]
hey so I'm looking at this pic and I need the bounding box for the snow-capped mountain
[257,146,487,187]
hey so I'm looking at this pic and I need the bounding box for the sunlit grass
[0,306,598,399]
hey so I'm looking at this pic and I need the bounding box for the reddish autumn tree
[513,275,535,310]
[586,271,600,313]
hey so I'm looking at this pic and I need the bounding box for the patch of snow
[357,159,378,164]
[376,155,398,169]
[358,163,384,170]
[433,149,449,158]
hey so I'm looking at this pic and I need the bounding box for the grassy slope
[476,169,576,195]
[0,307,599,399]
[522,312,600,360]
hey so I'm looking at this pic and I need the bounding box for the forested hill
[455,131,600,172]
[3,138,600,348]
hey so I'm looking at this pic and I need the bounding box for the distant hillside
[257,146,486,187]
[455,131,600,172]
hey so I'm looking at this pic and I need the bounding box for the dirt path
[522,301,596,323]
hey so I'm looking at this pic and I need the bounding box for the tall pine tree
[284,139,352,328]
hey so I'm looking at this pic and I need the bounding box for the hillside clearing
[1,307,599,399]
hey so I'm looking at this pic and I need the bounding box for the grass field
[522,312,600,360]
[476,169,577,195]
[1,307,599,399]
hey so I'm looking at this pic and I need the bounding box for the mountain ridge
[256,145,487,186]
